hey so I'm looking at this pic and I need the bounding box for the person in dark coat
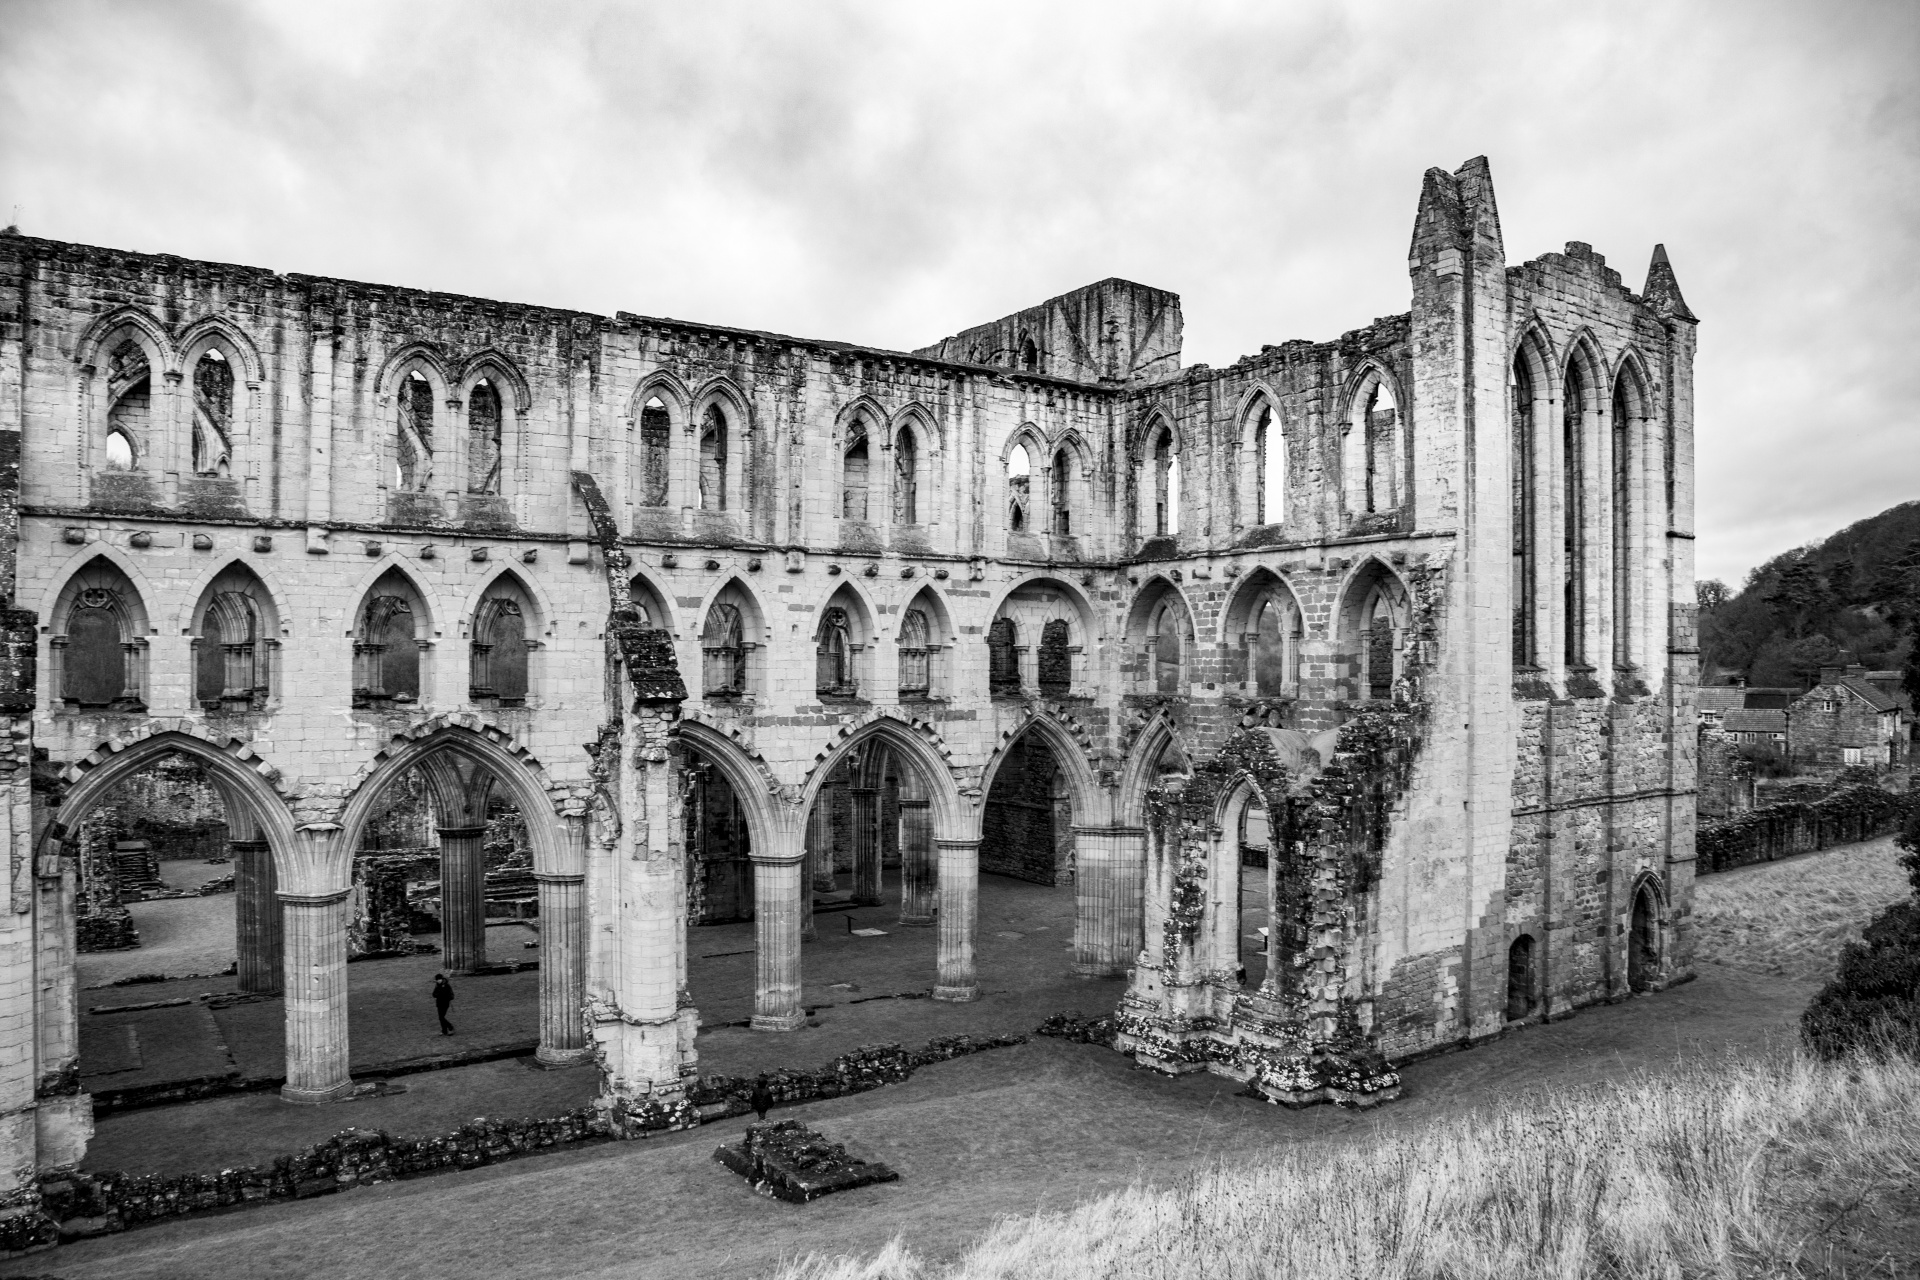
[750,1075,774,1122]
[433,973,455,1036]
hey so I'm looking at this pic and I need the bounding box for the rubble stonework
[0,154,1696,1215]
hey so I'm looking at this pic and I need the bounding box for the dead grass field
[1692,835,1911,982]
[772,1051,1920,1280]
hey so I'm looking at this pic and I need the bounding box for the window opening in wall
[396,370,435,492]
[467,378,503,495]
[470,596,528,704]
[1037,619,1071,697]
[1050,449,1071,535]
[898,607,931,698]
[686,751,754,924]
[1006,443,1030,532]
[1255,404,1286,525]
[815,607,855,697]
[1149,599,1183,694]
[104,431,135,471]
[698,404,728,511]
[639,395,671,506]
[1363,384,1397,513]
[1237,796,1270,989]
[1363,591,1397,701]
[192,349,233,478]
[988,617,1020,694]
[1506,935,1536,1020]
[1249,591,1296,696]
[893,427,918,524]
[1152,428,1178,536]
[702,602,746,697]
[1020,337,1039,372]
[354,595,419,707]
[1564,362,1588,666]
[1611,379,1632,670]
[842,420,869,521]
[196,591,266,711]
[1511,355,1537,666]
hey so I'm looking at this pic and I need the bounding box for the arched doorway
[1628,884,1662,993]
[1506,935,1537,1020]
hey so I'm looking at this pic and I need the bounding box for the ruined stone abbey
[0,156,1699,1198]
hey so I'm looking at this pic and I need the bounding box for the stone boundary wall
[1696,784,1914,875]
[3,1033,1024,1256]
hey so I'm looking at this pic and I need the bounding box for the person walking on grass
[751,1074,774,1122]
[433,972,456,1036]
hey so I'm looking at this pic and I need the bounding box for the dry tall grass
[768,1051,1920,1280]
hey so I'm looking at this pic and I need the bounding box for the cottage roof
[1723,709,1788,734]
[1695,687,1747,713]
[1838,677,1901,714]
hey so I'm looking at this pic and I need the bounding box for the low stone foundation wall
[1697,784,1915,874]
[8,1032,1028,1255]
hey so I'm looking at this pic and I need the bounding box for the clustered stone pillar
[850,788,881,906]
[933,837,979,1001]
[535,872,590,1066]
[231,837,282,994]
[280,888,353,1103]
[808,799,835,893]
[1072,825,1147,977]
[438,824,489,973]
[750,853,805,1031]
[897,799,935,926]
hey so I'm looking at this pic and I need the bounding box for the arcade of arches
[2,158,1696,1200]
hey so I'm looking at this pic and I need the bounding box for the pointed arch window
[1511,354,1538,666]
[1050,449,1071,535]
[892,427,917,524]
[1360,587,1401,701]
[815,607,856,697]
[698,404,728,511]
[1020,337,1039,371]
[898,607,931,697]
[1345,371,1402,516]
[396,370,435,492]
[1149,599,1183,694]
[354,595,419,707]
[1007,444,1031,532]
[192,349,233,477]
[1564,362,1589,666]
[987,617,1020,694]
[1037,619,1072,697]
[1611,377,1634,671]
[1151,428,1178,536]
[467,378,503,495]
[105,339,149,472]
[470,595,528,704]
[638,395,671,507]
[702,602,746,697]
[196,590,267,710]
[842,420,870,521]
[1248,592,1299,697]
[1253,403,1286,525]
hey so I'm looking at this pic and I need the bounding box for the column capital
[533,871,586,885]
[933,836,982,850]
[436,825,488,840]
[1072,824,1147,837]
[229,837,272,852]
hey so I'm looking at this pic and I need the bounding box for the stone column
[280,888,353,1103]
[933,837,979,1001]
[1071,826,1146,977]
[750,853,805,1031]
[232,837,282,994]
[897,799,935,926]
[535,872,590,1066]
[438,824,488,973]
[807,799,835,892]
[850,789,881,906]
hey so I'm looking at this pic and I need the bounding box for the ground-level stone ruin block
[714,1121,899,1203]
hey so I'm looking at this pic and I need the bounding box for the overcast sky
[2,0,1913,585]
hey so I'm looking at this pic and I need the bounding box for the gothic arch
[1338,358,1406,424]
[690,375,753,433]
[1612,344,1655,419]
[1512,316,1559,400]
[1562,328,1609,402]
[979,709,1106,828]
[456,564,554,641]
[628,369,691,421]
[1130,407,1181,462]
[73,306,177,376]
[688,575,769,644]
[40,542,158,629]
[833,394,891,446]
[1122,573,1197,642]
[986,572,1098,643]
[170,553,293,637]
[344,555,444,637]
[897,581,955,643]
[335,718,568,874]
[1115,710,1192,827]
[177,314,266,385]
[455,350,532,413]
[799,712,967,840]
[1001,423,1048,467]
[1217,565,1304,645]
[625,568,676,635]
[888,401,945,452]
[674,716,789,852]
[373,342,453,401]
[45,725,300,883]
